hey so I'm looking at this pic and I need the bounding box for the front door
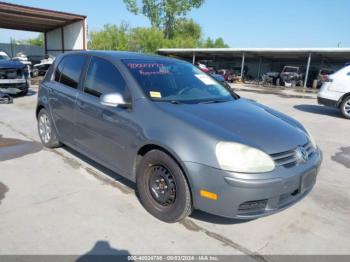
[74,56,135,173]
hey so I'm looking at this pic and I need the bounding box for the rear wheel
[340,96,350,119]
[37,108,62,148]
[136,150,192,223]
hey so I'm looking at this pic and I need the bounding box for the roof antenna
[337,41,342,48]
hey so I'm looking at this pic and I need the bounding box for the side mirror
[100,93,130,108]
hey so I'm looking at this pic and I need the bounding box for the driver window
[84,57,128,98]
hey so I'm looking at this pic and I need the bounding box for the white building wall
[46,20,85,57]
[63,20,84,50]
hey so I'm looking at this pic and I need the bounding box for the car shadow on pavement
[190,210,255,225]
[76,241,131,262]
[294,104,342,118]
[62,146,255,225]
[18,89,37,97]
[62,146,137,191]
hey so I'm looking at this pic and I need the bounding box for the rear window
[55,55,86,89]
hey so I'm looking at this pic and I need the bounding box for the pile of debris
[0,91,13,104]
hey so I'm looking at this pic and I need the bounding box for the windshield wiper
[198,100,228,104]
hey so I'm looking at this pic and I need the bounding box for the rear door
[74,56,134,172]
[48,55,87,144]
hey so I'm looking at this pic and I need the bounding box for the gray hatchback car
[36,51,322,223]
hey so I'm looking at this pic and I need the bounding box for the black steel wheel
[137,150,192,223]
[148,165,177,206]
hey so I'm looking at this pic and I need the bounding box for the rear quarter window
[54,55,86,89]
[43,64,54,82]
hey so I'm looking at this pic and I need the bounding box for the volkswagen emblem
[295,147,308,163]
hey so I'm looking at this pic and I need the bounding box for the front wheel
[340,96,350,119]
[137,150,192,223]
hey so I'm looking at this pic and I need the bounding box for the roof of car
[63,50,180,62]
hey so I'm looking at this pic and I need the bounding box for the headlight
[216,142,275,173]
[304,128,317,149]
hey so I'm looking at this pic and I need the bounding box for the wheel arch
[134,143,194,201]
[337,92,350,108]
[36,104,45,119]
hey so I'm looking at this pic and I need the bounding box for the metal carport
[158,48,350,87]
[0,1,86,56]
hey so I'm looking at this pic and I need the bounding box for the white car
[318,65,350,119]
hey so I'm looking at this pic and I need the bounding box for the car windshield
[320,69,334,75]
[283,67,298,73]
[123,59,235,104]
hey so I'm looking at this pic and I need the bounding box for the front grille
[270,142,315,168]
[0,69,23,79]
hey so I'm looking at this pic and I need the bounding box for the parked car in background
[218,66,248,82]
[0,50,29,96]
[318,65,350,119]
[12,52,37,78]
[37,51,321,223]
[33,56,54,76]
[262,72,280,86]
[278,66,305,87]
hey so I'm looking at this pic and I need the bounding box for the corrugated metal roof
[0,1,86,32]
[158,48,350,53]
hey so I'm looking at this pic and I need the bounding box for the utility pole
[10,37,14,57]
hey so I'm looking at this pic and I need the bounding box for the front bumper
[0,79,28,94]
[184,148,322,219]
[317,96,338,108]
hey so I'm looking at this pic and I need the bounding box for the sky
[1,0,350,48]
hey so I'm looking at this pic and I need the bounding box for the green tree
[172,18,201,40]
[202,37,229,48]
[123,0,205,38]
[129,27,165,53]
[17,34,44,46]
[88,23,130,50]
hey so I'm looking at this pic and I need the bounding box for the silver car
[36,51,322,223]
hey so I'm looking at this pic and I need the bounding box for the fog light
[238,200,267,212]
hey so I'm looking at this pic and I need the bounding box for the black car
[0,50,29,96]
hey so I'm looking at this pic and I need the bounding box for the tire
[37,108,62,148]
[136,150,192,223]
[340,96,350,119]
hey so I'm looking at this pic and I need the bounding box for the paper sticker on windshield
[150,91,162,98]
[195,74,217,85]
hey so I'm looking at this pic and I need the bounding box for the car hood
[0,60,25,69]
[157,99,308,154]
